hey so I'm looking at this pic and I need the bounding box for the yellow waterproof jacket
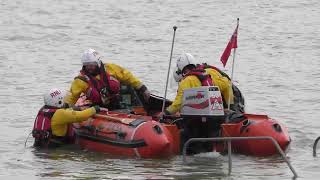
[51,107,96,136]
[166,75,202,114]
[64,63,143,105]
[166,68,234,114]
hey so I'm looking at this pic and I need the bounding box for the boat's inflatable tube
[73,111,175,158]
[216,113,291,156]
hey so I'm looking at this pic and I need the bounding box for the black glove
[138,85,147,93]
[138,85,150,102]
[93,105,101,113]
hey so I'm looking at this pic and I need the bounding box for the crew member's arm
[106,63,150,100]
[105,63,143,89]
[51,106,99,136]
[166,77,201,114]
[64,79,89,106]
[166,84,184,114]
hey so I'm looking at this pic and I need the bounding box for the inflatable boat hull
[73,112,290,157]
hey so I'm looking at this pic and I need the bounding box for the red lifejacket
[32,106,74,147]
[197,63,231,80]
[32,106,57,146]
[184,69,214,86]
[76,65,120,106]
[197,63,221,71]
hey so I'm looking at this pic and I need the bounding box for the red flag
[220,19,239,67]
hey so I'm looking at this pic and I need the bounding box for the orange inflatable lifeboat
[70,85,290,157]
[72,111,290,157]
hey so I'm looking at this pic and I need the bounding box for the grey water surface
[0,0,319,179]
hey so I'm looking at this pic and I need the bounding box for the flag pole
[227,18,239,110]
[227,48,236,110]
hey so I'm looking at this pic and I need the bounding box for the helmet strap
[182,65,197,76]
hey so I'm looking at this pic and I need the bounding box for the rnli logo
[50,90,61,98]
[210,96,223,110]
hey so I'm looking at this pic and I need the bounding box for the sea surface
[0,0,319,179]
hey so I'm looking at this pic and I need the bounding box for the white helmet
[176,53,195,75]
[44,88,65,108]
[81,48,102,66]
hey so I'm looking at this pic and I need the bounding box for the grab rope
[313,136,320,157]
[24,132,32,148]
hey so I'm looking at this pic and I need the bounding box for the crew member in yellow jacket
[159,53,234,154]
[64,48,150,108]
[162,53,234,115]
[32,88,100,147]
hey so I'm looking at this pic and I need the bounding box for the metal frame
[313,136,320,157]
[182,136,297,178]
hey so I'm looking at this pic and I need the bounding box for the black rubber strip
[75,131,147,148]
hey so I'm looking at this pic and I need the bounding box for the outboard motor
[180,86,225,154]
